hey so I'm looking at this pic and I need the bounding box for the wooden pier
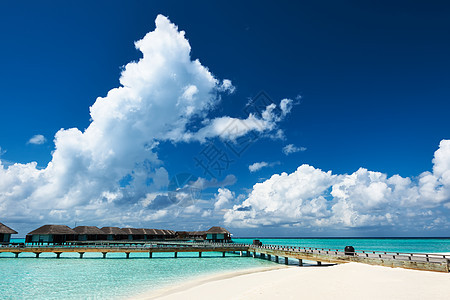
[0,242,248,259]
[248,244,450,273]
[1,242,449,273]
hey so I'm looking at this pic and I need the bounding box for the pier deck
[248,244,450,273]
[1,242,449,273]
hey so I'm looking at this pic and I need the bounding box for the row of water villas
[22,225,231,244]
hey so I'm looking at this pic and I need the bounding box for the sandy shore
[138,262,450,300]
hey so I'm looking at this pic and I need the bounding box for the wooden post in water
[285,257,289,265]
[199,252,202,258]
[149,252,152,258]
[79,252,85,259]
[34,252,41,258]
[317,261,322,266]
[253,252,256,258]
[275,256,279,263]
[102,252,107,259]
[55,252,62,259]
[14,252,20,258]
[222,252,226,257]
[267,254,271,261]
[174,252,178,258]
[126,252,130,259]
[298,259,303,266]
[261,253,265,259]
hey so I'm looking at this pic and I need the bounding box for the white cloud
[282,144,306,155]
[225,140,450,231]
[27,134,46,145]
[218,79,235,94]
[1,15,281,228]
[214,188,234,210]
[182,100,292,143]
[249,162,269,172]
[280,98,293,116]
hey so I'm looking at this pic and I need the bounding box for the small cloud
[218,79,235,94]
[283,144,306,155]
[214,188,234,210]
[249,162,269,172]
[249,161,280,172]
[27,134,46,145]
[0,146,6,156]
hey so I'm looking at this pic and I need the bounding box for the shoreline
[135,262,450,300]
[130,265,289,300]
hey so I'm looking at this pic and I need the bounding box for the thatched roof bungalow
[205,226,231,242]
[100,227,127,241]
[189,231,206,240]
[141,228,159,240]
[73,226,106,241]
[139,228,176,240]
[121,228,146,240]
[26,225,76,244]
[0,222,17,243]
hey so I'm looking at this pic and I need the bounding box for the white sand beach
[139,263,450,300]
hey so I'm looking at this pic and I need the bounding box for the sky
[0,1,449,237]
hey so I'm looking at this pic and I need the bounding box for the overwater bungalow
[141,228,157,240]
[121,228,146,240]
[26,225,76,244]
[188,231,206,240]
[205,226,231,242]
[0,222,17,244]
[162,229,176,239]
[100,227,127,241]
[73,226,107,241]
[139,229,176,240]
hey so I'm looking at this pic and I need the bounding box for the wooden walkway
[0,242,248,258]
[248,244,450,273]
[1,242,449,273]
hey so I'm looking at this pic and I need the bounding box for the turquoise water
[1,238,449,299]
[233,238,450,254]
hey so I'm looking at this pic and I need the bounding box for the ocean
[1,237,449,299]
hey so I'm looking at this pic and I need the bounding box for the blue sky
[1,1,449,237]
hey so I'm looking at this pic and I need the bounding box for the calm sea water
[1,237,449,299]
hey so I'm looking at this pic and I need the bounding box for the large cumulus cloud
[0,15,291,230]
[225,140,450,231]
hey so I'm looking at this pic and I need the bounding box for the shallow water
[234,237,450,254]
[1,238,449,299]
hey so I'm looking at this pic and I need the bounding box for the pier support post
[261,253,265,259]
[174,252,178,258]
[34,252,41,258]
[125,252,130,259]
[246,251,250,257]
[267,254,271,261]
[199,252,202,258]
[317,261,322,266]
[149,252,152,258]
[298,259,303,266]
[253,252,256,258]
[79,252,84,259]
[240,251,243,256]
[275,256,279,263]
[14,252,20,258]
[222,252,226,257]
[102,252,107,259]
[285,257,289,265]
[55,252,62,259]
